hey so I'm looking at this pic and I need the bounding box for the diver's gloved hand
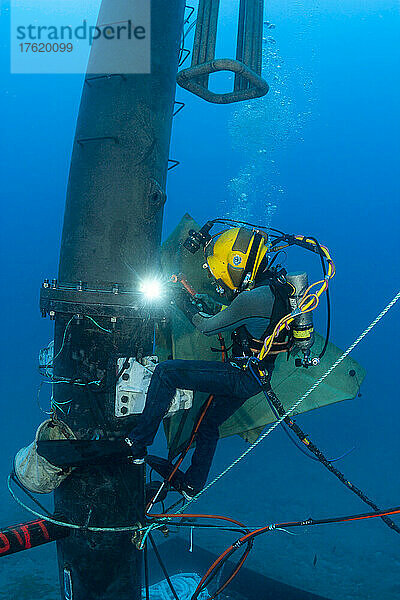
[170,287,199,322]
[194,293,222,315]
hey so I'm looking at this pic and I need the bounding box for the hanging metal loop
[177,0,268,104]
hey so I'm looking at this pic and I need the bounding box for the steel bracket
[40,281,164,321]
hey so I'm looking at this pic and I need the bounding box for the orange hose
[193,505,400,598]
[194,542,252,600]
[146,394,215,513]
[166,395,213,484]
[218,333,227,362]
[147,512,247,528]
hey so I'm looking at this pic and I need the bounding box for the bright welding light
[140,278,162,300]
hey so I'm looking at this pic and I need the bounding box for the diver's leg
[184,394,248,493]
[129,359,260,451]
[128,360,183,450]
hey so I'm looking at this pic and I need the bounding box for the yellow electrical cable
[258,236,335,361]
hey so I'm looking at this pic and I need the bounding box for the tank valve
[295,352,320,368]
[286,271,315,353]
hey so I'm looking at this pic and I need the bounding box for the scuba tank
[286,272,315,352]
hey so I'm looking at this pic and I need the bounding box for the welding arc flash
[140,279,162,300]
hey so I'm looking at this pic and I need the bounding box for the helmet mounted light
[183,221,214,254]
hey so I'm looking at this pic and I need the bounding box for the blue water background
[1,0,400,598]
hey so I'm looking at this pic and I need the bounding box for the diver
[126,226,311,499]
[31,222,332,504]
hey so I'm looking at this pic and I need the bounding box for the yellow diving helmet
[206,227,268,291]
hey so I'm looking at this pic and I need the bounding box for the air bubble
[225,21,316,224]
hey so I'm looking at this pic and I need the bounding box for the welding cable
[191,505,400,600]
[247,359,353,464]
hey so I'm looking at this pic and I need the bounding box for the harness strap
[240,233,263,289]
[231,271,293,360]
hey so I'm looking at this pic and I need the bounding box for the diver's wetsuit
[129,283,277,492]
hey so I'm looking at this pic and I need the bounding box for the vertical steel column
[53,2,186,599]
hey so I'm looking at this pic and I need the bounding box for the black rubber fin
[145,455,186,493]
[37,439,130,468]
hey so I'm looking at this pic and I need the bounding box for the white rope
[179,290,400,511]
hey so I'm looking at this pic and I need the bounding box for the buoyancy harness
[231,267,294,364]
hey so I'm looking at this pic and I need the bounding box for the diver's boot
[146,455,180,484]
[125,438,147,464]
[181,481,199,501]
[145,456,202,499]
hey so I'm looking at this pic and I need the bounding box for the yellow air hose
[258,236,335,361]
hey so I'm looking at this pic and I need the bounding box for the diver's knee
[153,360,177,386]
[197,422,220,441]
[158,360,176,371]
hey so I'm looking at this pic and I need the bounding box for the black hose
[144,542,150,600]
[149,534,180,600]
[268,227,286,236]
[265,249,286,271]
[248,360,354,464]
[213,218,270,229]
[241,505,400,544]
[263,385,400,535]
[306,236,331,359]
[164,522,246,533]
[247,361,319,462]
